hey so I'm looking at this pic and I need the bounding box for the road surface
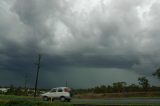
[71,98,160,105]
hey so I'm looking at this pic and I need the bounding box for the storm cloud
[0,0,160,88]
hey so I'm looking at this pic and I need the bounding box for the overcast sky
[0,0,160,89]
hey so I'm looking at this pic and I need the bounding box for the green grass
[0,100,160,106]
[0,95,34,99]
[0,95,73,106]
[1,95,160,106]
[0,100,73,106]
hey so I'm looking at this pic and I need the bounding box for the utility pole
[34,54,41,97]
[24,73,28,94]
[66,80,68,87]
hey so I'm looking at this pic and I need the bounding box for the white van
[41,87,72,102]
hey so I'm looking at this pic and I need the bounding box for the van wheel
[60,97,66,102]
[43,96,48,101]
[67,99,71,102]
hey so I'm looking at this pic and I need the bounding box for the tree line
[75,77,159,94]
[93,77,153,93]
[75,68,160,94]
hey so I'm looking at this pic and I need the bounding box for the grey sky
[0,0,160,88]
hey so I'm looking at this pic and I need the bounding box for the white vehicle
[41,87,72,102]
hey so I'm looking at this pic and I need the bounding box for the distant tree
[100,85,107,93]
[126,84,140,92]
[138,77,150,91]
[93,85,107,93]
[94,86,100,93]
[6,85,15,95]
[107,85,113,93]
[112,82,127,92]
[15,87,23,95]
[153,68,160,80]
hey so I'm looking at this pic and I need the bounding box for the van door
[48,88,57,98]
[56,88,63,98]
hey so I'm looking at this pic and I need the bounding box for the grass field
[1,95,160,106]
[0,95,73,106]
[0,100,74,106]
[0,100,160,106]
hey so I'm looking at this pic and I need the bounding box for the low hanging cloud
[0,0,160,88]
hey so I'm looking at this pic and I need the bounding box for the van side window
[58,88,63,92]
[50,89,56,92]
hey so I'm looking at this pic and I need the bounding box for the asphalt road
[71,98,160,105]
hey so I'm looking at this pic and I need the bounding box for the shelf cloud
[0,0,160,88]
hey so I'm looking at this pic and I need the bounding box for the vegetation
[138,77,150,91]
[0,98,160,106]
[75,84,160,94]
[0,100,73,106]
[0,95,160,106]
[74,77,160,94]
[153,68,160,80]
[0,85,44,96]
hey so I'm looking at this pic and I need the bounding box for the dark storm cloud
[0,0,160,88]
[42,54,138,71]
